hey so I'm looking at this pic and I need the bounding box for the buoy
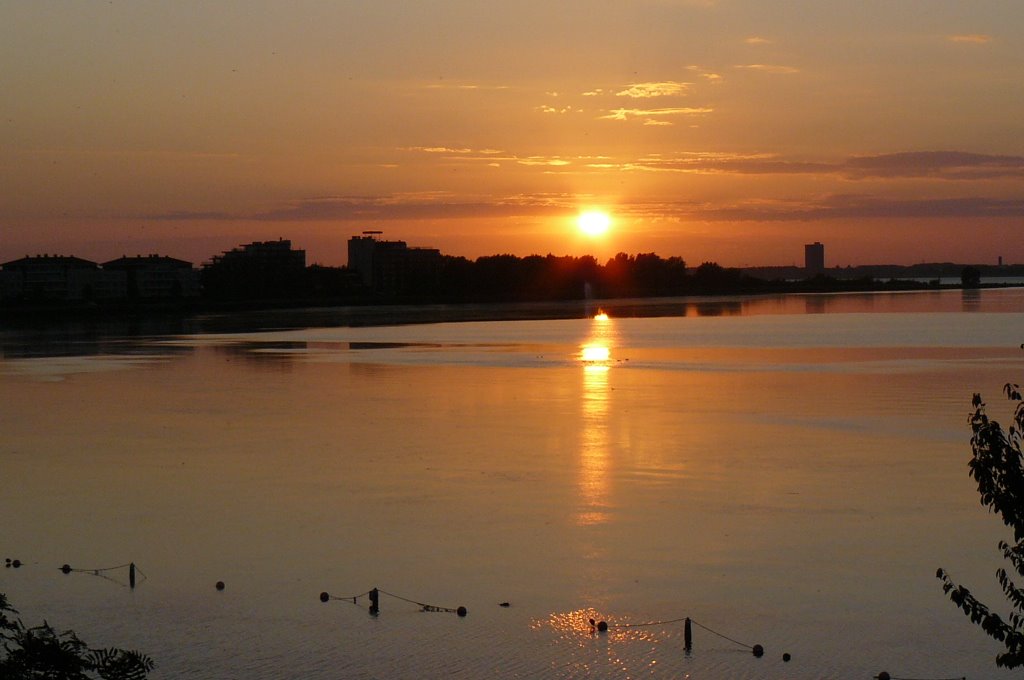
[597,620,608,632]
[319,591,330,603]
[752,644,764,658]
[877,673,890,680]
[457,606,467,617]
[11,560,21,568]
[216,581,225,591]
[499,602,510,607]
[783,652,791,662]
[61,564,72,574]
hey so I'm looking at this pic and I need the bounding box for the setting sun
[577,210,612,237]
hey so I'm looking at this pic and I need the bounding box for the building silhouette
[804,242,825,275]
[347,232,442,296]
[0,254,125,302]
[201,239,306,299]
[103,255,198,299]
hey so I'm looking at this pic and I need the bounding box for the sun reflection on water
[577,312,615,525]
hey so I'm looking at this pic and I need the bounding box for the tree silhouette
[937,382,1024,667]
[0,593,153,679]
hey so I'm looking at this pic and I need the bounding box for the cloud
[643,119,674,126]
[948,34,992,44]
[744,36,772,45]
[599,107,713,121]
[628,150,1024,180]
[615,81,691,98]
[734,64,800,74]
[407,146,474,154]
[231,194,584,222]
[843,151,1024,180]
[696,195,1024,221]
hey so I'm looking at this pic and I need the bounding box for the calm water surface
[2,289,1024,679]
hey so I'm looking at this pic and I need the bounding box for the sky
[2,0,1023,268]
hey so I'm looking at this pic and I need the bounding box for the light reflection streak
[577,312,614,525]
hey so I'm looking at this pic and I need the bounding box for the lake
[2,288,1024,679]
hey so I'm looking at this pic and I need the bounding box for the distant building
[0,254,125,302]
[103,254,199,299]
[347,232,442,295]
[201,239,306,299]
[804,242,825,275]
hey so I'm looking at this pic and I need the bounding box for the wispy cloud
[734,64,800,74]
[628,150,1024,180]
[843,151,1024,179]
[696,195,1024,221]
[744,36,772,45]
[599,107,713,121]
[149,193,580,223]
[615,81,691,98]
[948,34,992,44]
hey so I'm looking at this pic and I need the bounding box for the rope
[377,588,459,613]
[690,618,755,650]
[65,562,133,574]
[59,562,145,587]
[326,590,372,606]
[607,615,752,651]
[610,615,689,629]
[887,677,966,680]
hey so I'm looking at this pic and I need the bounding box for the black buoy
[61,564,72,574]
[782,652,791,662]
[877,673,891,680]
[684,617,692,652]
[129,562,136,589]
[11,560,21,568]
[216,581,225,591]
[752,644,764,658]
[320,591,330,603]
[457,606,467,617]
[597,620,608,632]
[499,602,510,607]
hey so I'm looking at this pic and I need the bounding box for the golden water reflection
[577,312,614,525]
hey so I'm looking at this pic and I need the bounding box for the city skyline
[3,2,1023,268]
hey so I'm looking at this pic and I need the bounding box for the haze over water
[2,287,1024,678]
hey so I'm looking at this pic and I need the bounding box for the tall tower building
[804,242,825,275]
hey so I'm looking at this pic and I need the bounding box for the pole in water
[129,562,136,589]
[684,617,692,652]
[369,588,379,616]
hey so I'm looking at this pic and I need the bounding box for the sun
[577,210,612,237]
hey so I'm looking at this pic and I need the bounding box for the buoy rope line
[609,616,753,651]
[689,619,756,651]
[883,676,966,680]
[377,588,460,614]
[59,562,146,585]
[320,587,467,615]
[324,590,373,606]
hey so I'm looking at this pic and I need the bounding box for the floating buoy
[499,602,510,607]
[877,673,890,680]
[320,591,330,603]
[11,559,21,568]
[752,644,764,658]
[61,564,72,574]
[216,581,225,591]
[457,606,467,617]
[597,620,608,632]
[783,652,791,662]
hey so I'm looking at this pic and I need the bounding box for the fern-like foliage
[0,594,154,679]
[87,647,155,680]
[938,383,1024,668]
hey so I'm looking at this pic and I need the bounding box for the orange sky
[2,1,1023,267]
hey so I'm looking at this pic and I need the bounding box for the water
[2,288,1024,679]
